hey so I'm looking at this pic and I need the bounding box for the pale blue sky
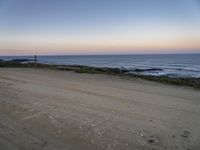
[0,0,200,55]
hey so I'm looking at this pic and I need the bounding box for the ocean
[1,54,200,78]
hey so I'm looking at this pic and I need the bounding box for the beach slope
[0,68,200,150]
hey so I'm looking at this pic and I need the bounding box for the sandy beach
[0,68,200,150]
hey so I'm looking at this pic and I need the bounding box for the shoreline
[1,54,200,78]
[0,60,200,89]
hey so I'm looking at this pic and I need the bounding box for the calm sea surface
[1,54,200,78]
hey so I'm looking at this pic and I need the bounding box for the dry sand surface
[0,68,200,150]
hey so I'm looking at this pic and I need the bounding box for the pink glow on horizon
[1,47,200,56]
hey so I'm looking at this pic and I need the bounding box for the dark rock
[148,139,155,143]
[8,59,32,63]
[134,68,163,72]
[120,67,129,73]
[181,130,190,138]
[172,134,176,138]
[148,136,158,143]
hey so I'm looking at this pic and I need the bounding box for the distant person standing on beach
[34,55,37,66]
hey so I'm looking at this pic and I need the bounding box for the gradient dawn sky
[0,0,200,55]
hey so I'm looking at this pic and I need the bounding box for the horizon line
[1,52,200,57]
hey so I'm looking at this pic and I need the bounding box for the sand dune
[0,68,200,150]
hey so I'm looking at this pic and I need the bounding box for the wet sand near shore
[0,68,200,150]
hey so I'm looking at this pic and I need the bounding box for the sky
[0,0,200,55]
